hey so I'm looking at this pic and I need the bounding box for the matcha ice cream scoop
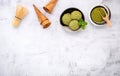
[62,13,71,25]
[71,11,82,20]
[69,20,80,31]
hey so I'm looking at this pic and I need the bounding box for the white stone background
[0,0,120,76]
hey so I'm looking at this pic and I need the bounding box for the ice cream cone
[33,4,51,28]
[12,5,28,27]
[43,0,58,14]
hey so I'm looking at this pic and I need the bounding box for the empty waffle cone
[33,4,51,28]
[12,5,28,27]
[43,0,58,14]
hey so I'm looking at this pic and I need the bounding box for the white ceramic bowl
[89,4,111,26]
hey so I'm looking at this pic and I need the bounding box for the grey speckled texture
[0,0,120,76]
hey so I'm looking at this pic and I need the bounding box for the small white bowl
[89,4,111,26]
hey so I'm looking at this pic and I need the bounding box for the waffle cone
[33,4,51,28]
[43,0,58,14]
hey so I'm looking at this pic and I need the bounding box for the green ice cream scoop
[62,13,71,25]
[71,11,82,20]
[69,20,80,31]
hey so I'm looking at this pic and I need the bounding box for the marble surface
[0,0,120,76]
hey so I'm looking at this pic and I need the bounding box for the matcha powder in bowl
[91,6,106,24]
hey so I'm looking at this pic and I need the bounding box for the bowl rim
[89,4,111,26]
[60,7,85,32]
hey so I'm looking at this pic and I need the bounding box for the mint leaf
[81,22,87,30]
[78,18,88,30]
[79,18,84,22]
[78,18,83,25]
[78,22,82,26]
